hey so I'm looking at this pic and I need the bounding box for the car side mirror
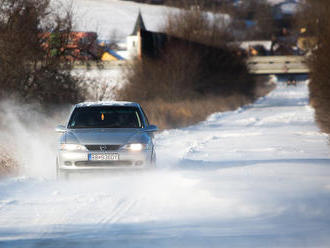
[55,125,67,133]
[145,124,159,132]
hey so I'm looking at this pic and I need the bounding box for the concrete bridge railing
[71,56,310,75]
[247,56,310,74]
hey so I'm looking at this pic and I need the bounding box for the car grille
[75,161,133,167]
[85,145,121,151]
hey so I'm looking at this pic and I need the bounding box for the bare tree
[163,4,234,47]
[0,0,85,105]
[108,29,121,49]
[297,0,330,133]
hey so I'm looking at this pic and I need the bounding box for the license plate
[88,153,119,161]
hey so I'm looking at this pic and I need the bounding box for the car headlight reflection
[123,143,146,151]
[60,144,87,151]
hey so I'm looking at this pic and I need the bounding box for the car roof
[75,101,140,108]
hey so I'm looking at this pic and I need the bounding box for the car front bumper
[57,149,153,171]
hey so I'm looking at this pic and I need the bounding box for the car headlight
[60,144,87,151]
[123,143,147,151]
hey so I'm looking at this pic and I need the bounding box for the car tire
[151,150,157,168]
[56,160,69,180]
[57,170,69,180]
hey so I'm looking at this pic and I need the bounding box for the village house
[41,31,101,61]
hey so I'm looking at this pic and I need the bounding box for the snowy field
[71,0,176,40]
[70,0,298,40]
[0,79,330,247]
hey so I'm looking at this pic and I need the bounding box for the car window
[141,108,150,126]
[68,106,144,129]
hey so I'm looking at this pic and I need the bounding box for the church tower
[127,11,146,59]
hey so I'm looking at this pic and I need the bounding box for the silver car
[55,101,158,179]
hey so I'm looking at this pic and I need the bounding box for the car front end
[56,102,158,179]
[57,140,154,173]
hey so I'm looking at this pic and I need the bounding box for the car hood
[63,128,148,145]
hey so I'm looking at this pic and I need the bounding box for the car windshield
[68,106,143,129]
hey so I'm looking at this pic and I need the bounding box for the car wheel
[57,170,69,180]
[56,160,69,180]
[151,150,157,168]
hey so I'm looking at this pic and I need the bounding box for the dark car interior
[68,106,143,129]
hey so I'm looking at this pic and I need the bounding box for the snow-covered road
[1,80,330,247]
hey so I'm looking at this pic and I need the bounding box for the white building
[127,11,146,59]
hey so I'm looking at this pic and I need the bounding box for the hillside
[72,0,175,40]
